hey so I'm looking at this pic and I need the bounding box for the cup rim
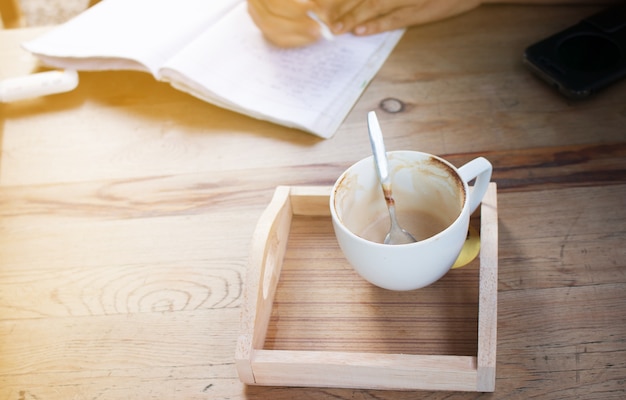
[330,150,470,247]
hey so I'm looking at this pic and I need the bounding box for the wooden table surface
[1,4,625,399]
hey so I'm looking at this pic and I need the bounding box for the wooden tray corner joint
[236,184,498,392]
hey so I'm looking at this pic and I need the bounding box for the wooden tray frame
[236,184,498,392]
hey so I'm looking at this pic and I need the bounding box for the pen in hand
[307,10,334,41]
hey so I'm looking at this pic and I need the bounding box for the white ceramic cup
[330,151,492,291]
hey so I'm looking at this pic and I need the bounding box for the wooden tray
[236,184,498,392]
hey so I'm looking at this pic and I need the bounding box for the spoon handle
[367,111,390,185]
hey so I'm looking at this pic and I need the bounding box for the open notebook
[22,0,405,138]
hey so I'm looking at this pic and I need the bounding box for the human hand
[328,0,483,36]
[247,0,332,47]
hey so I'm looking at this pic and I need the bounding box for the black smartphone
[523,4,626,99]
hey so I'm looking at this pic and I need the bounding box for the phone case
[523,4,626,98]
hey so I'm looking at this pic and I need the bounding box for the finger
[349,0,481,36]
[329,0,409,34]
[351,7,416,36]
[248,0,316,30]
[248,1,322,47]
[254,0,315,18]
[313,0,361,21]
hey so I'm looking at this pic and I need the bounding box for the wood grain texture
[476,185,498,392]
[265,214,481,356]
[1,3,625,399]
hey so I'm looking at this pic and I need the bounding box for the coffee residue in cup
[358,209,451,243]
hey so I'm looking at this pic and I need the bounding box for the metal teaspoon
[367,111,417,245]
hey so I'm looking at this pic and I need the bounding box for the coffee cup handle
[458,157,493,214]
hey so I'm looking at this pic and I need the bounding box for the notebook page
[159,3,403,137]
[23,0,242,76]
[317,29,405,136]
